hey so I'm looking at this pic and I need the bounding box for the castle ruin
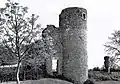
[42,7,88,84]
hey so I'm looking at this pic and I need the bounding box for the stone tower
[59,7,88,84]
[104,56,110,73]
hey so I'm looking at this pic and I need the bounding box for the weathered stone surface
[45,56,53,75]
[59,7,88,84]
[42,25,63,75]
[42,7,88,84]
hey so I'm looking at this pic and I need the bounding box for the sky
[0,0,120,69]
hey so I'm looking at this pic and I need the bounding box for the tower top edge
[60,7,87,14]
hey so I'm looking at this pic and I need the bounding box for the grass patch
[1,78,73,84]
[88,70,120,81]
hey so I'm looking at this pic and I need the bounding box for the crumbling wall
[42,7,88,84]
[59,7,88,84]
[42,25,62,75]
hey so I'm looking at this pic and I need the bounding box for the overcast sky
[1,0,120,69]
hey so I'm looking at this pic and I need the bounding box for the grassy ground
[96,81,120,84]
[1,78,73,84]
[88,70,120,81]
[2,70,120,84]
[88,70,120,84]
[2,80,120,84]
[2,79,120,84]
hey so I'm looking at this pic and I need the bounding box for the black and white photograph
[0,0,120,84]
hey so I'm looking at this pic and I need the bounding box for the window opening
[52,57,57,72]
[82,13,86,20]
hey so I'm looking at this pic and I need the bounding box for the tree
[104,30,120,69]
[0,0,41,84]
[22,40,49,79]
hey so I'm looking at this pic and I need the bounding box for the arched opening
[52,57,59,76]
[52,57,57,72]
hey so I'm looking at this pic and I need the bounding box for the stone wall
[42,7,88,84]
[59,7,88,84]
[42,25,63,75]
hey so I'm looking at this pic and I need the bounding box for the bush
[0,67,16,82]
[98,75,111,81]
[88,70,120,81]
[110,68,120,72]
[93,67,100,71]
[0,64,47,82]
[83,79,95,84]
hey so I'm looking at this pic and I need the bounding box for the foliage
[0,67,16,82]
[22,40,49,76]
[0,64,46,82]
[88,70,120,81]
[24,40,48,63]
[0,0,42,84]
[88,71,111,81]
[0,45,16,65]
[0,0,41,59]
[83,79,95,84]
[104,30,120,68]
[93,67,101,71]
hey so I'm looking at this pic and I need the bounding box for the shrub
[98,75,111,81]
[83,79,95,84]
[0,64,47,82]
[93,67,100,71]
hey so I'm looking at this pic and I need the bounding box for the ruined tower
[104,56,110,73]
[42,25,62,75]
[59,7,88,84]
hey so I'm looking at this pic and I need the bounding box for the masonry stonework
[42,25,63,75]
[59,7,88,84]
[104,56,110,73]
[42,7,88,84]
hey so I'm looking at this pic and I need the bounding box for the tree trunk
[16,62,21,84]
[108,67,111,74]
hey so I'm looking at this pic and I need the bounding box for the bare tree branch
[104,45,120,53]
